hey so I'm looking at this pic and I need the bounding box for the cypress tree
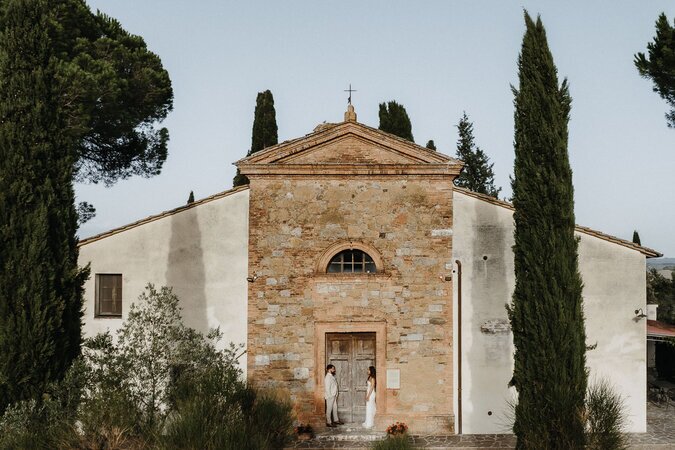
[507,12,586,449]
[233,89,278,187]
[187,190,195,205]
[632,230,641,246]
[425,140,436,150]
[0,0,87,412]
[378,100,414,142]
[454,112,501,197]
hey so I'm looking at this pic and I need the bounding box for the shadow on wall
[165,210,209,335]
[466,199,513,433]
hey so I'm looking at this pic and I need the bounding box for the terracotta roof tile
[647,320,675,337]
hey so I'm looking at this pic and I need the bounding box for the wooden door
[326,333,376,423]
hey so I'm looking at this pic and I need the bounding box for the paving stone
[285,403,675,449]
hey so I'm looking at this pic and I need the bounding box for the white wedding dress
[362,380,376,428]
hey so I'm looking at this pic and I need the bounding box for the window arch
[316,241,384,275]
[327,249,376,273]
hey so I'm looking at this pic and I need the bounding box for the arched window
[327,249,377,274]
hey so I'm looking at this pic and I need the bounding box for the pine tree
[187,191,195,205]
[507,12,587,449]
[425,140,436,150]
[0,0,87,413]
[53,0,173,186]
[635,13,675,128]
[233,89,278,187]
[454,112,501,197]
[632,230,641,246]
[378,101,414,142]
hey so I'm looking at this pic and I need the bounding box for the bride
[362,366,376,429]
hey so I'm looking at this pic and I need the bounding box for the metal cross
[344,84,357,105]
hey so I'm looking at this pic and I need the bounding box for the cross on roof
[344,84,357,105]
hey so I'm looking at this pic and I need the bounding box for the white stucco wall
[78,189,250,373]
[453,190,647,434]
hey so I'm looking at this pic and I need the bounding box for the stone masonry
[240,117,462,433]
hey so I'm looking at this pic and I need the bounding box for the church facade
[79,107,658,434]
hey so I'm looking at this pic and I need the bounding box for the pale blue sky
[78,1,675,256]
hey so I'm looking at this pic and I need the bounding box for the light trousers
[325,396,339,423]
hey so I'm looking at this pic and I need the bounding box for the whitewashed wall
[78,189,250,373]
[453,191,647,434]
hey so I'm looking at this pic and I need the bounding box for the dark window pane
[97,274,122,316]
[327,250,377,273]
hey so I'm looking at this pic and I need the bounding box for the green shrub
[161,366,293,450]
[0,285,295,450]
[586,380,628,450]
[371,435,412,450]
[249,391,294,448]
[0,360,86,450]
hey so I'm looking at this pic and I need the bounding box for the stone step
[315,425,387,442]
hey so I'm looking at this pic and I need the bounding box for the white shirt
[324,372,338,399]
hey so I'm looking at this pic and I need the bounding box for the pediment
[277,134,425,165]
[237,121,463,177]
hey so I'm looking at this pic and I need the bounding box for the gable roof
[236,120,463,177]
[78,185,249,247]
[455,187,662,258]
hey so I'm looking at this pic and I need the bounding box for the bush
[585,380,628,450]
[507,378,629,450]
[371,435,412,450]
[0,359,86,450]
[161,366,293,450]
[249,391,294,448]
[0,285,295,450]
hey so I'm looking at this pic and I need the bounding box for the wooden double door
[326,333,376,424]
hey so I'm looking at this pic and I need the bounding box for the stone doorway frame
[314,321,387,416]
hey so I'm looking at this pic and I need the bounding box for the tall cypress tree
[233,89,278,187]
[632,230,641,246]
[454,112,501,197]
[0,0,86,412]
[507,12,586,449]
[378,100,414,142]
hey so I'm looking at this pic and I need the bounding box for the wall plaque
[386,369,400,389]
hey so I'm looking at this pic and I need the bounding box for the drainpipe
[455,259,463,435]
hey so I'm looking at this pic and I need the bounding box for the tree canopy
[378,100,414,142]
[635,13,675,128]
[425,139,436,150]
[507,12,586,449]
[0,0,172,413]
[51,0,173,185]
[454,112,501,197]
[233,89,278,187]
[647,268,675,325]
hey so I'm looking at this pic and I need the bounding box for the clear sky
[78,1,675,257]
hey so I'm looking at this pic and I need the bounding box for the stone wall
[247,177,455,433]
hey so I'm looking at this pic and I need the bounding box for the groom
[324,364,343,427]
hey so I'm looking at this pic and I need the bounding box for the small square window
[95,274,122,317]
